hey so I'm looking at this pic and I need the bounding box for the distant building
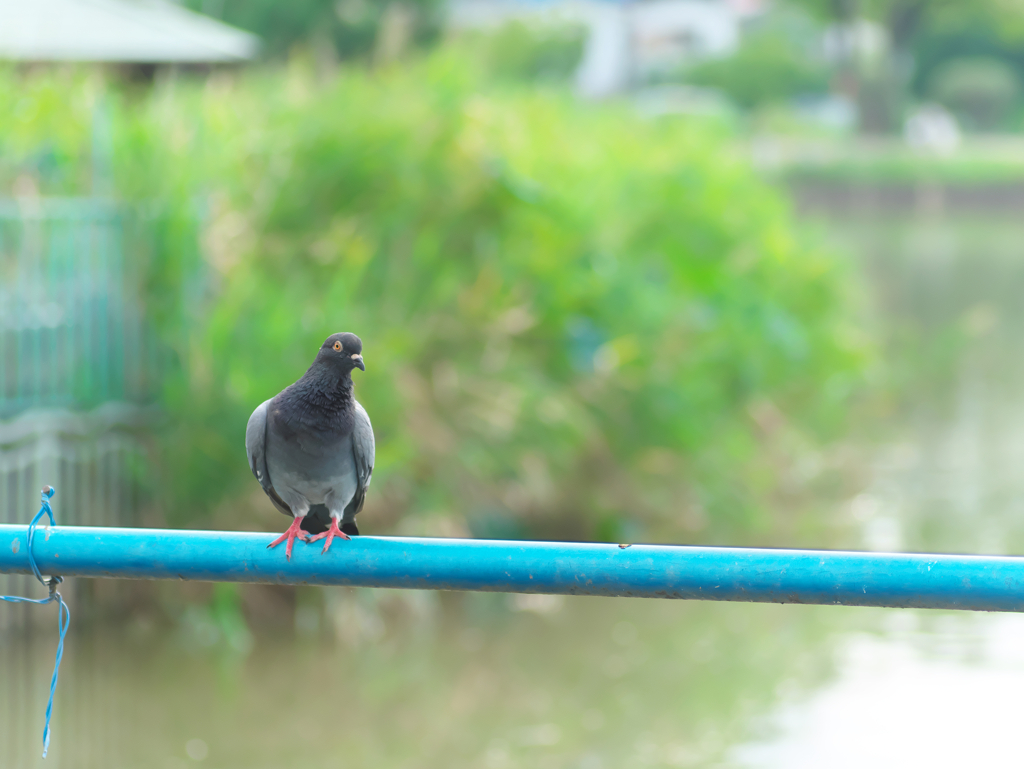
[449,0,751,97]
[0,0,258,63]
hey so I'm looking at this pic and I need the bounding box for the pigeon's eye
[333,341,342,351]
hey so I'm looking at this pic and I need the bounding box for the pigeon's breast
[264,414,358,508]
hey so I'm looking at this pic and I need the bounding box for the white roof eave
[0,0,259,63]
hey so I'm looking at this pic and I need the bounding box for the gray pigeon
[245,332,375,558]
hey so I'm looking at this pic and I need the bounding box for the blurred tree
[789,0,1024,131]
[792,0,1024,51]
[186,0,444,61]
[909,8,1024,96]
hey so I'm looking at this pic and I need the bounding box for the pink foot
[309,519,351,554]
[267,516,310,560]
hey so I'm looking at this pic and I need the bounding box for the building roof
[0,0,258,63]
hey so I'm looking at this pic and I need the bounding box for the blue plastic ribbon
[1,486,71,758]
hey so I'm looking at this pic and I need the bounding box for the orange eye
[333,341,342,351]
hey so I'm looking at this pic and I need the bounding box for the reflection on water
[844,217,1024,557]
[6,594,845,769]
[733,612,1024,769]
[732,213,1024,767]
[5,213,1024,768]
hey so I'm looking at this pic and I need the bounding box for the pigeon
[245,332,375,559]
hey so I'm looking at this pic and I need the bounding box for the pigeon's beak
[352,354,365,371]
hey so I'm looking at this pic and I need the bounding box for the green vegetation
[458,21,587,84]
[929,57,1021,130]
[0,50,869,543]
[778,148,1024,185]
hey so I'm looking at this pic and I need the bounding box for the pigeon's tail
[300,505,360,536]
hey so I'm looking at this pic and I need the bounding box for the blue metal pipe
[2,524,1023,611]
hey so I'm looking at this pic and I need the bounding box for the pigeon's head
[319,332,365,372]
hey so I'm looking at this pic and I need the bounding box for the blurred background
[2,0,1024,766]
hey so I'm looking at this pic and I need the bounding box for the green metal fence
[0,198,167,417]
[0,196,179,630]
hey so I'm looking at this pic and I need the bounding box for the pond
[4,209,1024,769]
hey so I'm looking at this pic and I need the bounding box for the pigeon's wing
[344,401,375,519]
[245,399,292,517]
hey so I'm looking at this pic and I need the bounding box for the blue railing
[3,523,1024,612]
[6,487,1024,758]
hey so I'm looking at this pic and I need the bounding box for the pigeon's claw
[268,516,311,560]
[309,518,351,554]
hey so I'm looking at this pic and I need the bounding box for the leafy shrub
[685,36,830,110]
[162,57,866,540]
[0,55,869,543]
